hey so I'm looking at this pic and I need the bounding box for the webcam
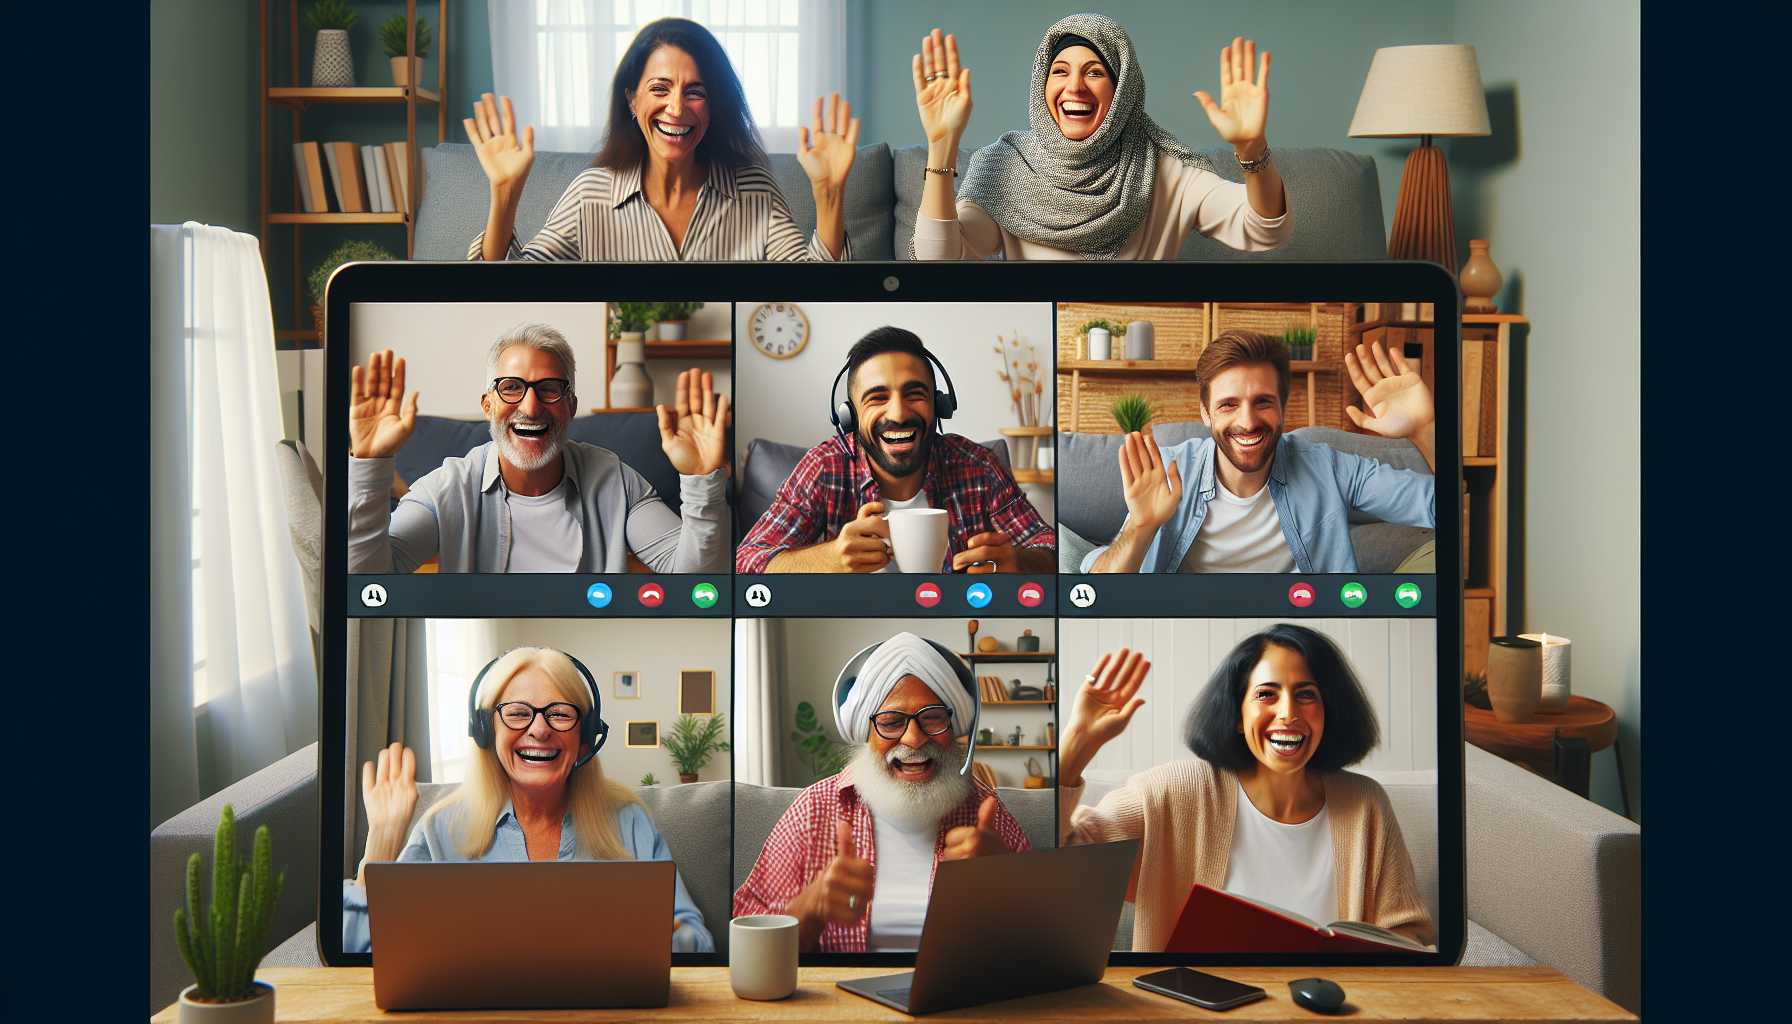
[882,275,900,293]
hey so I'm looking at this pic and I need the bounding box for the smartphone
[1133,967,1268,1010]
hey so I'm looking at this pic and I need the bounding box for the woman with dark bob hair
[465,17,858,261]
[1058,624,1432,951]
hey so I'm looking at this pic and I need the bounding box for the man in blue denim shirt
[1084,330,1435,573]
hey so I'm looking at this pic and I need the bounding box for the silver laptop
[837,839,1139,1015]
[366,861,674,1010]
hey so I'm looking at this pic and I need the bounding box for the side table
[1464,696,1628,815]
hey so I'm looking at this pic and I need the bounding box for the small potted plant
[1081,319,1119,360]
[640,772,658,787]
[173,805,286,1023]
[308,241,397,341]
[307,0,358,87]
[1111,393,1154,435]
[664,713,731,784]
[1283,324,1317,362]
[378,15,431,88]
[791,701,851,783]
[653,301,704,341]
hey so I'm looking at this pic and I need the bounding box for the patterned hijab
[958,12,1213,258]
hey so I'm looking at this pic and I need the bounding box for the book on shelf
[1462,339,1484,456]
[359,146,386,213]
[1164,884,1429,954]
[1476,338,1498,457]
[382,142,409,212]
[322,141,367,213]
[291,142,329,213]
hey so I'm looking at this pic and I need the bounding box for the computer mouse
[1288,977,1347,1014]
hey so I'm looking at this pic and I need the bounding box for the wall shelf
[960,652,1055,663]
[269,86,441,105]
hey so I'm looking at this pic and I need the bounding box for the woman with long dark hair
[465,18,857,261]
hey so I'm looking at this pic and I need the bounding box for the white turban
[834,632,977,744]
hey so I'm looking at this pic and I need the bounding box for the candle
[1518,632,1572,712]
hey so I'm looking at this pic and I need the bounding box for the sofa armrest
[1465,744,1640,1013]
[149,743,320,1014]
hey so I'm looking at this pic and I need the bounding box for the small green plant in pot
[640,772,658,787]
[608,301,658,341]
[791,700,851,783]
[308,241,396,340]
[1111,393,1155,435]
[173,805,285,1022]
[1081,319,1120,360]
[307,0,358,87]
[378,15,431,87]
[1282,325,1318,362]
[664,713,731,783]
[654,301,704,341]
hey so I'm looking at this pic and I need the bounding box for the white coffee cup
[886,508,949,573]
[730,914,799,1000]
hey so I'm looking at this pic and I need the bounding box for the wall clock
[747,302,809,359]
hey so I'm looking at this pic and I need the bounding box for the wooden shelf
[269,212,407,225]
[1289,360,1335,373]
[1465,587,1496,599]
[983,699,1055,706]
[1464,456,1498,467]
[269,86,441,105]
[961,651,1055,663]
[998,426,1055,437]
[1010,469,1054,485]
[646,339,731,360]
[1463,312,1528,324]
[1058,358,1197,375]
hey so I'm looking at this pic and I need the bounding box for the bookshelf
[260,0,447,350]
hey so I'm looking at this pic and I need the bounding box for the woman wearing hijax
[1060,625,1433,951]
[341,646,711,953]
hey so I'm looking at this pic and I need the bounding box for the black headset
[829,341,959,453]
[466,648,609,770]
[831,637,981,776]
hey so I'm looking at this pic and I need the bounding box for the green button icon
[1394,581,1423,609]
[690,582,719,609]
[1340,581,1368,608]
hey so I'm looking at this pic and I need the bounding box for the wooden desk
[1465,696,1620,804]
[152,966,1635,1022]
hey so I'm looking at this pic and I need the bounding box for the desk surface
[153,966,1636,1022]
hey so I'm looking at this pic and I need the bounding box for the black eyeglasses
[490,377,571,404]
[869,704,953,741]
[494,701,582,732]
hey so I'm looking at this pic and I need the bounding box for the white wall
[732,301,1055,520]
[734,616,1056,788]
[1057,618,1438,781]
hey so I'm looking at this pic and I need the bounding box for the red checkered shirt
[735,433,1056,573]
[732,764,1033,952]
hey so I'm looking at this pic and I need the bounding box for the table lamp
[1348,44,1491,276]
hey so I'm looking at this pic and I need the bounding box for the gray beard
[850,742,971,834]
[489,415,567,473]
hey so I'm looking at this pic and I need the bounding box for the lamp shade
[1349,44,1491,138]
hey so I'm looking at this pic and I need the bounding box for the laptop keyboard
[878,983,914,1001]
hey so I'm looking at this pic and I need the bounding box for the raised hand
[1060,649,1151,786]
[796,92,861,196]
[349,349,418,459]
[912,29,973,147]
[1119,427,1182,532]
[356,741,419,885]
[464,93,535,195]
[656,368,730,476]
[1345,339,1434,439]
[834,501,892,573]
[942,796,1009,861]
[1193,37,1270,148]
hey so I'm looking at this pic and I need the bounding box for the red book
[1163,885,1427,954]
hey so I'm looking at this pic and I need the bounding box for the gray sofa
[1055,420,1436,574]
[411,143,1388,262]
[398,412,689,513]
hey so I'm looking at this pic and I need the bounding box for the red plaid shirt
[736,433,1056,573]
[732,765,1033,952]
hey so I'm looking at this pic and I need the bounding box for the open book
[1164,884,1428,954]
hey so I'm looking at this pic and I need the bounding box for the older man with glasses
[347,322,730,573]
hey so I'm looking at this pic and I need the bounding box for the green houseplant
[1283,325,1318,362]
[664,713,731,783]
[173,805,285,1022]
[654,301,704,341]
[307,0,358,87]
[1081,318,1119,360]
[607,301,658,340]
[1110,393,1155,435]
[308,241,396,340]
[378,15,431,87]
[640,772,658,787]
[791,700,851,783]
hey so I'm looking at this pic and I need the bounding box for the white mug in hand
[885,508,949,573]
[730,914,799,1000]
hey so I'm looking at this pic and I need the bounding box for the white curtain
[734,618,783,785]
[489,0,846,154]
[149,223,316,826]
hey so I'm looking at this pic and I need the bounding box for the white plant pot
[311,29,354,87]
[179,982,275,1024]
[657,320,687,341]
[1087,328,1111,360]
[611,335,653,408]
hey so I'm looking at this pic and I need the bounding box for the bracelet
[1235,145,1271,174]
[924,166,957,177]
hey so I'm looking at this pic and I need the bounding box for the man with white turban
[733,632,1031,952]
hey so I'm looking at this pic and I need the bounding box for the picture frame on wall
[613,670,640,700]
[680,669,716,715]
[625,721,659,748]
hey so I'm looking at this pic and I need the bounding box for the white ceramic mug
[730,914,799,1000]
[886,508,949,573]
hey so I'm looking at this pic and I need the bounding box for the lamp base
[1387,139,1459,279]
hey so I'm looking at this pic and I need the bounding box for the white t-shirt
[1221,784,1337,926]
[505,482,582,572]
[874,489,931,574]
[1181,477,1296,573]
[868,813,936,951]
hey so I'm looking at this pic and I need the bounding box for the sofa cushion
[738,436,1012,542]
[766,145,896,260]
[395,413,685,514]
[1057,520,1099,575]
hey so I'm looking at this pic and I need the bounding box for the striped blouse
[469,160,848,262]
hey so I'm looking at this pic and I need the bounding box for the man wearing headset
[735,326,1055,573]
[733,634,1030,952]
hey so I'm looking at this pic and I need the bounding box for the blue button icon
[965,582,993,609]
[586,582,613,609]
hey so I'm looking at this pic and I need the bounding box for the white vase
[611,335,653,408]
[179,983,274,1024]
[311,29,354,87]
[1087,328,1111,360]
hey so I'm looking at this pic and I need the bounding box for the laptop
[365,861,674,1010]
[837,839,1139,1015]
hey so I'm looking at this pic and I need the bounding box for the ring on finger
[847,894,858,911]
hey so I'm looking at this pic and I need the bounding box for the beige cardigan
[1061,758,1434,951]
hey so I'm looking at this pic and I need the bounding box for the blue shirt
[1080,433,1435,574]
[342,798,712,953]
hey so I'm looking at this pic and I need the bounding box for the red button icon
[1287,581,1317,608]
[1017,581,1045,608]
[637,582,666,608]
[914,581,943,608]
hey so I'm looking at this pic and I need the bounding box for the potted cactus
[379,15,431,88]
[307,0,358,87]
[173,805,285,1022]
[664,712,731,783]
[654,300,704,341]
